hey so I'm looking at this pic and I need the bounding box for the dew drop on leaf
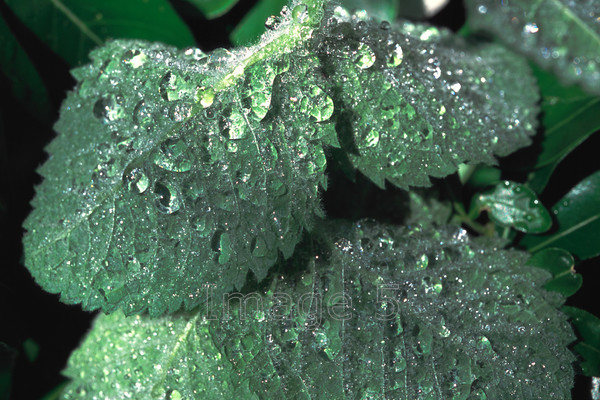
[292,4,309,24]
[133,100,154,130]
[124,168,149,194]
[121,50,148,68]
[153,138,193,172]
[386,43,403,68]
[353,43,376,69]
[154,181,181,214]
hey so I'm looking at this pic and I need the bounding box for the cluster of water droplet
[466,0,600,94]
[310,7,538,188]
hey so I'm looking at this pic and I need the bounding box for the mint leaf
[465,0,600,95]
[61,222,575,399]
[324,12,538,188]
[23,2,331,316]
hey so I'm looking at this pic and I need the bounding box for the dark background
[1,0,598,398]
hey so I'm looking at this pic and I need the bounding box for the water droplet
[133,100,154,131]
[154,181,181,214]
[416,254,429,269]
[380,21,391,30]
[386,43,403,68]
[265,15,282,30]
[307,86,334,122]
[93,95,124,123]
[153,138,193,172]
[478,5,488,14]
[359,128,380,148]
[523,22,539,34]
[167,389,182,400]
[159,72,178,101]
[192,215,211,237]
[292,4,309,24]
[353,43,376,69]
[151,384,165,398]
[124,168,149,193]
[419,27,441,41]
[197,87,215,108]
[122,50,148,68]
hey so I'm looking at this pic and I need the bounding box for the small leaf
[328,16,538,189]
[0,12,52,122]
[465,0,600,95]
[230,0,288,46]
[61,222,576,399]
[4,0,195,66]
[562,306,600,377]
[474,181,552,233]
[182,0,238,19]
[521,170,600,259]
[526,248,582,297]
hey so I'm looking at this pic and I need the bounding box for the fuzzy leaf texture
[60,222,575,399]
[23,0,538,316]
[465,0,600,95]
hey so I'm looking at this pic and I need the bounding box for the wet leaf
[4,0,195,66]
[0,12,52,122]
[526,248,582,297]
[22,1,542,316]
[521,170,600,259]
[465,0,600,95]
[474,181,552,233]
[183,0,239,19]
[562,306,600,377]
[61,222,575,399]
[328,15,538,189]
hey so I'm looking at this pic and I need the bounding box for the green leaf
[328,16,538,189]
[474,181,552,233]
[0,342,16,400]
[23,1,333,316]
[562,306,600,377]
[182,0,238,19]
[521,170,600,259]
[339,0,397,21]
[61,222,576,399]
[533,64,600,169]
[526,248,582,297]
[464,0,600,95]
[4,0,195,66]
[230,0,288,46]
[0,12,52,122]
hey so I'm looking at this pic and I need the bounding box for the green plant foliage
[526,248,582,297]
[60,222,575,399]
[22,0,541,317]
[464,0,600,95]
[563,306,600,377]
[521,170,600,259]
[230,0,289,46]
[183,0,239,19]
[327,12,538,188]
[0,14,51,122]
[0,343,16,400]
[473,181,552,233]
[4,0,195,66]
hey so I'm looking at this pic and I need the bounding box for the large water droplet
[305,86,334,122]
[133,100,154,130]
[93,95,124,123]
[153,138,193,172]
[122,49,148,68]
[353,43,376,69]
[154,181,181,214]
[159,72,177,101]
[359,128,380,148]
[292,4,309,24]
[265,15,282,30]
[124,168,149,193]
[386,43,403,68]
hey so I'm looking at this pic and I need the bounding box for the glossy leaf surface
[475,181,552,233]
[521,170,600,259]
[465,0,600,95]
[563,306,600,377]
[526,247,582,297]
[4,0,195,66]
[61,222,575,399]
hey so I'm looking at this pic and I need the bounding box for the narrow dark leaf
[0,13,51,122]
[521,170,600,259]
[562,306,600,377]
[4,0,195,66]
[182,0,238,19]
[230,0,288,46]
[526,248,582,297]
